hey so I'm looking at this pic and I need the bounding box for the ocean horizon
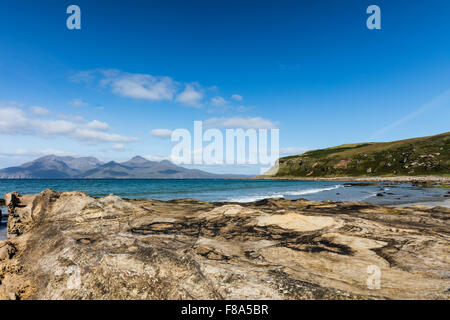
[1,178,448,204]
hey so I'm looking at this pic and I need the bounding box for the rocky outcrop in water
[0,190,449,299]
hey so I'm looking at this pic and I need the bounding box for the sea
[0,179,448,240]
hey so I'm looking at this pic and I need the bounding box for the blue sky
[0,0,449,173]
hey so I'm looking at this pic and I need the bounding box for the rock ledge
[0,189,449,300]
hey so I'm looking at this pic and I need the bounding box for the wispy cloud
[70,70,253,114]
[85,120,110,131]
[204,116,278,129]
[210,96,229,107]
[0,148,76,157]
[30,106,51,115]
[175,84,203,107]
[105,72,176,101]
[372,89,450,138]
[71,69,247,110]
[0,102,137,144]
[69,98,89,107]
[57,113,85,122]
[150,129,173,139]
[71,69,185,104]
[231,94,243,101]
[112,144,125,151]
[208,97,252,114]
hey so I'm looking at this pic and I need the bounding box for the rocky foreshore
[255,175,450,183]
[0,189,449,300]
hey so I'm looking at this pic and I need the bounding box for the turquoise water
[0,179,447,203]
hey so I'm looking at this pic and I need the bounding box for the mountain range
[0,155,249,179]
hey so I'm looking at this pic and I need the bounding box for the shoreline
[0,197,448,208]
[253,175,450,183]
[0,178,448,207]
[392,198,450,209]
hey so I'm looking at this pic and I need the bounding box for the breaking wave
[283,185,342,196]
[224,185,342,203]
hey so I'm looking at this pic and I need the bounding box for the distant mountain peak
[121,156,154,167]
[33,155,73,162]
[126,156,149,163]
[104,161,119,165]
[0,154,250,179]
[130,156,147,161]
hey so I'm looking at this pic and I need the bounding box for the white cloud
[70,128,136,144]
[73,69,211,105]
[210,96,228,107]
[30,106,51,115]
[0,104,137,144]
[86,120,110,131]
[105,73,176,101]
[204,117,278,129]
[71,69,177,102]
[72,69,246,108]
[207,102,251,114]
[40,120,77,135]
[175,84,203,107]
[57,114,85,122]
[0,148,76,157]
[0,101,25,108]
[231,94,243,101]
[69,98,89,107]
[0,106,33,135]
[150,129,173,139]
[144,154,169,162]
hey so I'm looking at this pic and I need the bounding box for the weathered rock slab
[0,189,449,300]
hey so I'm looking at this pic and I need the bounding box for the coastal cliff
[0,190,449,300]
[269,132,450,178]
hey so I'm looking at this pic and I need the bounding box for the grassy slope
[274,132,450,177]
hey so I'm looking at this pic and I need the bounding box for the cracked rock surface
[0,189,449,300]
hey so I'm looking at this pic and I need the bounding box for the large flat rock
[0,189,449,299]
